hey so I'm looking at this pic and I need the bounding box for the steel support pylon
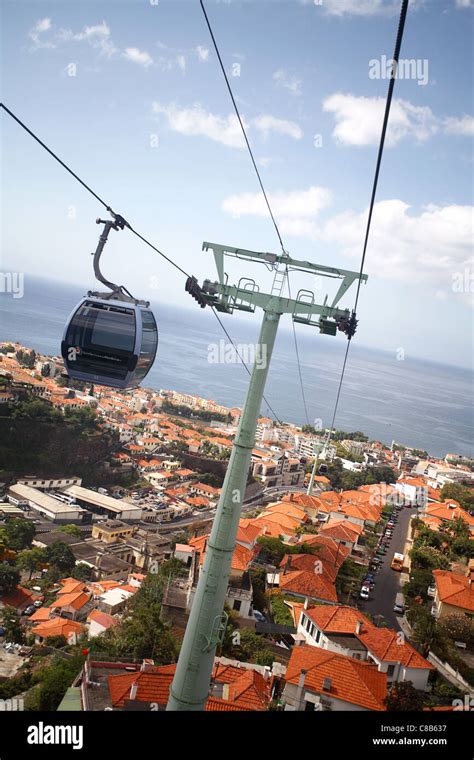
[166,309,280,710]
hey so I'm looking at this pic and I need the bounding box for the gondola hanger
[61,215,158,390]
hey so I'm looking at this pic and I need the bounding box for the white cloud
[29,17,55,49]
[303,0,401,16]
[323,93,438,146]
[273,69,302,96]
[455,0,473,8]
[196,45,209,62]
[58,21,117,58]
[221,188,473,301]
[152,102,246,148]
[176,55,186,73]
[222,187,333,232]
[302,0,426,15]
[152,103,303,147]
[123,47,153,68]
[322,200,473,300]
[253,115,303,140]
[443,114,474,136]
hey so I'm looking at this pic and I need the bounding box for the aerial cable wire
[320,0,410,452]
[200,0,311,426]
[0,101,282,422]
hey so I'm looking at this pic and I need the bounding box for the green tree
[3,518,36,551]
[406,605,447,658]
[438,614,474,648]
[271,593,294,626]
[59,524,82,538]
[0,565,20,592]
[46,541,76,574]
[440,483,474,513]
[97,569,179,662]
[16,547,48,579]
[236,628,274,667]
[0,605,25,643]
[385,681,425,711]
[410,546,450,571]
[26,654,85,711]
[71,563,94,581]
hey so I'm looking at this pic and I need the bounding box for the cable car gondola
[61,216,158,389]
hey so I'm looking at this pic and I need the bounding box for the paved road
[359,506,417,630]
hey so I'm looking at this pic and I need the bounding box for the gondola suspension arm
[90,215,149,307]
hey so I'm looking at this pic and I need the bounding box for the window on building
[387,665,395,677]
[304,700,315,711]
[233,600,241,612]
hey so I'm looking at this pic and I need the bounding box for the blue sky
[1,0,473,369]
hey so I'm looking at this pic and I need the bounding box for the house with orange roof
[105,659,272,711]
[327,497,380,529]
[58,578,88,596]
[432,568,474,620]
[276,563,339,605]
[265,500,309,524]
[236,519,262,550]
[185,536,257,619]
[0,585,42,611]
[283,645,387,711]
[296,604,433,691]
[250,509,301,541]
[29,606,52,623]
[189,482,221,500]
[283,492,325,520]
[33,617,85,645]
[291,537,350,582]
[87,609,120,638]
[318,519,363,552]
[424,501,474,534]
[50,590,91,621]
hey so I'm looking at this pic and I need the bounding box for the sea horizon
[0,274,473,459]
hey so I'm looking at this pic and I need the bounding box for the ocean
[0,275,472,459]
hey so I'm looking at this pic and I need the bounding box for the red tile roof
[33,618,84,640]
[87,609,119,630]
[433,569,474,612]
[285,646,387,711]
[108,663,271,710]
[0,585,41,610]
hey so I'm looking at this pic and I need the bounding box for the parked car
[393,593,405,615]
[33,600,43,608]
[427,584,437,597]
[371,557,383,565]
[0,626,6,637]
[253,610,266,623]
[359,585,370,600]
[22,605,35,616]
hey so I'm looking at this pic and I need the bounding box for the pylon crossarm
[202,241,368,290]
[202,281,351,320]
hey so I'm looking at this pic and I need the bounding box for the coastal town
[0,341,473,714]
